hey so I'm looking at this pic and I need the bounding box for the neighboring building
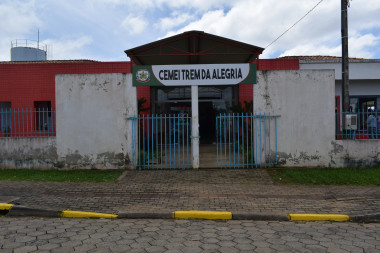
[284,56,380,113]
[0,60,131,109]
[0,60,130,137]
[291,56,380,139]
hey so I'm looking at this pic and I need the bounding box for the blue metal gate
[216,113,278,168]
[129,114,192,170]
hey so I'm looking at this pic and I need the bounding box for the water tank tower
[11,39,47,61]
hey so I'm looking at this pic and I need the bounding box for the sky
[1,0,379,62]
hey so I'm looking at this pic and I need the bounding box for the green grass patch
[268,167,380,186]
[0,169,123,182]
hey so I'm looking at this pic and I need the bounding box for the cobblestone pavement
[0,217,379,253]
[0,169,379,215]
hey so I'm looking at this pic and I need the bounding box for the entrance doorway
[152,86,238,144]
[199,101,216,144]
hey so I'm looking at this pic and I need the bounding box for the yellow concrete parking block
[288,213,350,222]
[0,203,14,210]
[173,210,232,220]
[60,210,118,219]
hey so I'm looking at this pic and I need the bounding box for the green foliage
[233,143,255,164]
[2,125,11,136]
[138,98,150,114]
[230,100,253,113]
[0,169,123,182]
[268,167,380,186]
[138,150,165,165]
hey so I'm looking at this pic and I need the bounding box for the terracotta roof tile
[0,59,100,64]
[278,55,365,60]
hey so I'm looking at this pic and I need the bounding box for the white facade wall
[0,137,57,169]
[331,140,380,167]
[254,69,380,167]
[55,73,137,169]
[254,70,336,167]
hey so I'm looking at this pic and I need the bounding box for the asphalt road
[1,217,379,253]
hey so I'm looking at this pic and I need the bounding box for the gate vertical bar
[264,113,267,168]
[245,113,248,167]
[142,115,145,170]
[165,114,167,168]
[268,112,271,166]
[228,114,231,167]
[259,113,262,166]
[181,114,186,169]
[251,114,253,166]
[216,115,219,166]
[233,113,235,168]
[177,114,180,168]
[224,113,227,167]
[169,115,172,169]
[275,116,278,165]
[173,115,176,167]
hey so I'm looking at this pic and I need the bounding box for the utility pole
[341,0,350,112]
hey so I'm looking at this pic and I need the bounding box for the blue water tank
[11,40,47,61]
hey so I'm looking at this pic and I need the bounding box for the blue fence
[129,114,192,170]
[336,111,380,140]
[0,108,56,137]
[216,113,278,168]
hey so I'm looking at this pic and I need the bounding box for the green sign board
[132,63,256,86]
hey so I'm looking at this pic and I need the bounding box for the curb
[118,211,172,219]
[1,203,379,222]
[350,213,380,223]
[288,213,350,222]
[60,210,118,219]
[233,213,288,221]
[173,211,232,220]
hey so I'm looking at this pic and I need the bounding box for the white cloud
[121,14,148,35]
[0,0,41,61]
[0,0,40,35]
[279,44,341,58]
[156,13,193,31]
[163,9,225,38]
[1,0,380,61]
[348,33,380,59]
[163,0,380,59]
[42,36,93,60]
[156,0,236,11]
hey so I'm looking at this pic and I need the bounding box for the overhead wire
[265,0,325,49]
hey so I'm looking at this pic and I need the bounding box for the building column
[191,85,199,169]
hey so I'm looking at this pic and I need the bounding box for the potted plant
[3,125,11,137]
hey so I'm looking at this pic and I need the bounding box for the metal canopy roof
[125,31,264,65]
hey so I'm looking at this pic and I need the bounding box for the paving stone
[14,236,36,243]
[236,243,256,251]
[1,168,380,253]
[181,247,202,253]
[37,243,60,250]
[145,246,167,253]
[1,242,27,249]
[200,243,220,250]
[74,244,97,252]
[50,246,75,253]
[13,246,37,253]
[1,170,379,215]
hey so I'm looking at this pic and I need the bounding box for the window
[34,101,52,130]
[349,96,379,113]
[0,102,11,134]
